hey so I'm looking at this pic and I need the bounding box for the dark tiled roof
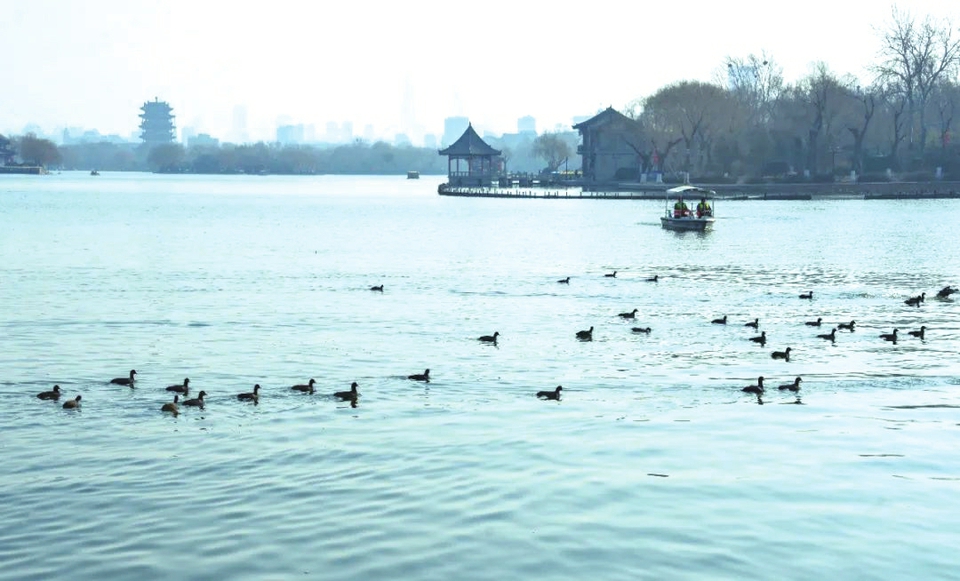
[439,124,501,156]
[573,107,635,130]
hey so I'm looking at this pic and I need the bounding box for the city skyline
[2,0,957,142]
[30,108,547,149]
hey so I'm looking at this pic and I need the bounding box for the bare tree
[722,51,785,127]
[873,6,960,164]
[716,52,788,176]
[532,133,571,173]
[927,80,960,166]
[793,64,860,174]
[632,105,682,173]
[16,133,61,167]
[875,82,910,167]
[641,81,732,174]
[847,84,877,175]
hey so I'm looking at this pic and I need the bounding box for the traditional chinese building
[139,98,176,146]
[0,134,14,166]
[573,107,642,183]
[438,123,503,186]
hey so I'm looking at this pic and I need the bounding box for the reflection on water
[1,174,960,580]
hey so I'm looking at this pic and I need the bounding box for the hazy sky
[1,0,957,142]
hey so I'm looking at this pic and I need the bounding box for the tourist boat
[90,170,100,176]
[660,185,716,231]
[407,170,420,179]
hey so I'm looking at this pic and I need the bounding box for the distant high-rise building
[139,98,176,146]
[442,116,469,147]
[363,124,376,142]
[518,115,536,134]
[277,124,305,145]
[188,133,219,148]
[341,121,354,143]
[325,121,339,143]
[423,133,438,149]
[181,126,197,145]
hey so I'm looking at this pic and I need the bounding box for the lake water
[1,172,959,580]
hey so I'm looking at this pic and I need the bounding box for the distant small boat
[407,171,420,179]
[90,170,100,176]
[660,185,715,232]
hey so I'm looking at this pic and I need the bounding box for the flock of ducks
[726,284,956,403]
[37,370,373,415]
[31,282,957,412]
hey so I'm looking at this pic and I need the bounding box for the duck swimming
[646,275,658,282]
[817,328,837,342]
[478,331,500,343]
[37,385,61,400]
[805,317,822,327]
[237,384,260,401]
[880,329,899,342]
[905,293,925,307]
[771,347,791,360]
[110,369,137,387]
[537,386,562,400]
[742,377,764,394]
[778,377,802,392]
[161,395,179,415]
[749,331,767,345]
[604,271,617,278]
[711,315,727,325]
[408,369,430,382]
[62,395,82,409]
[292,379,316,393]
[799,291,813,299]
[744,318,759,329]
[838,320,856,331]
[618,309,638,319]
[333,382,359,401]
[370,285,384,292]
[907,326,926,339]
[557,277,570,284]
[183,391,206,408]
[936,286,957,299]
[576,326,594,340]
[631,327,652,334]
[166,378,189,394]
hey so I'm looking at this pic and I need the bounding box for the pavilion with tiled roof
[438,123,503,186]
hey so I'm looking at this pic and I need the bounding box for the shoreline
[439,181,960,200]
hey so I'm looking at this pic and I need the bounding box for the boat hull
[661,216,715,231]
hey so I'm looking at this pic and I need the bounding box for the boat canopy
[666,185,715,196]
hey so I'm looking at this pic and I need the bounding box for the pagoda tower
[139,98,176,145]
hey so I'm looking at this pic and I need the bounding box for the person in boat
[696,198,712,218]
[673,197,690,218]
